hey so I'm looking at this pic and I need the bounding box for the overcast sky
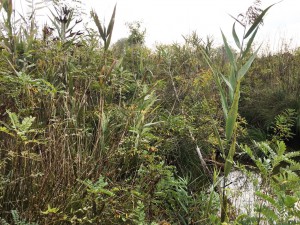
[15,0,300,51]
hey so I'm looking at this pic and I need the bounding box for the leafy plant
[0,111,42,144]
[129,200,147,225]
[241,141,300,224]
[129,87,159,151]
[126,21,146,46]
[271,108,296,141]
[137,161,191,224]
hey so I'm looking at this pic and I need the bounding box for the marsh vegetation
[0,0,300,224]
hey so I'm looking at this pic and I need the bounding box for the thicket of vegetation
[0,0,300,224]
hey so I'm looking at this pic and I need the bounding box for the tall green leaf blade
[242,27,258,58]
[104,38,111,52]
[103,26,107,38]
[105,33,112,50]
[206,169,220,215]
[232,22,241,49]
[221,30,237,72]
[224,139,236,177]
[237,46,260,80]
[225,81,240,141]
[199,45,228,118]
[244,4,275,39]
[91,10,106,41]
[221,73,233,92]
[228,69,236,102]
[216,73,228,119]
[107,4,116,37]
[212,120,225,156]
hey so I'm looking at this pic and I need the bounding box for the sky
[14,0,300,51]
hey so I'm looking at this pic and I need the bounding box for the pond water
[224,170,261,215]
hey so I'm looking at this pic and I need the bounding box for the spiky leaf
[221,73,233,92]
[232,22,241,49]
[242,27,259,58]
[107,4,116,37]
[91,10,106,41]
[237,46,260,80]
[221,30,237,72]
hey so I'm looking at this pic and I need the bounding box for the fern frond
[288,162,300,171]
[285,151,300,159]
[257,204,279,221]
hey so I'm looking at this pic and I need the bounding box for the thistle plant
[201,3,276,222]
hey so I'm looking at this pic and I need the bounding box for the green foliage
[126,21,146,46]
[129,200,146,225]
[41,205,60,215]
[241,141,300,224]
[271,109,297,141]
[57,158,191,224]
[240,51,300,140]
[80,176,114,196]
[7,111,35,141]
[0,111,42,145]
[137,161,191,224]
[129,87,159,150]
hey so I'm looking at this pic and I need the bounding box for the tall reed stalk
[201,3,276,222]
